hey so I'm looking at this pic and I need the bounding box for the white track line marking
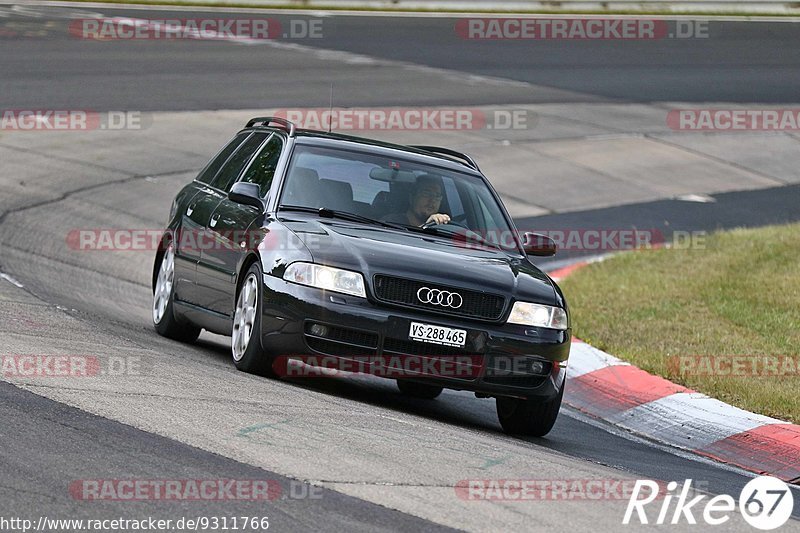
[8,4,103,18]
[0,272,24,288]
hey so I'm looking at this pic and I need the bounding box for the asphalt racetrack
[1,4,799,531]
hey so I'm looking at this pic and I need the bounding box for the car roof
[246,125,484,176]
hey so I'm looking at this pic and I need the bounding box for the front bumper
[260,274,570,400]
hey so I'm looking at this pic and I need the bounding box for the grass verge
[559,222,800,424]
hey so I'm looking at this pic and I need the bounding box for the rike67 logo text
[624,477,793,530]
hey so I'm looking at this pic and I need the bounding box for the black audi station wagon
[152,117,571,436]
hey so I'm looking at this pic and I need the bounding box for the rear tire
[496,385,564,437]
[152,243,200,343]
[396,380,443,400]
[232,262,276,376]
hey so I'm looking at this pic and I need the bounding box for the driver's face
[412,185,443,219]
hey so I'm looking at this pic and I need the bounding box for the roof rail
[245,116,297,137]
[409,145,481,172]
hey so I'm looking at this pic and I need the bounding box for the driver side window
[211,133,269,193]
[239,135,283,198]
[196,132,249,184]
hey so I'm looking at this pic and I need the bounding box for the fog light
[309,324,329,337]
[529,361,546,375]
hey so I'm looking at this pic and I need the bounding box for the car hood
[280,216,559,307]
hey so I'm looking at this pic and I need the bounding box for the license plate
[409,322,467,347]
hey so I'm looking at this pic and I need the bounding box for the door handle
[186,204,195,216]
[210,214,219,228]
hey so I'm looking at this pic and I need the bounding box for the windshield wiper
[278,205,408,231]
[416,225,503,251]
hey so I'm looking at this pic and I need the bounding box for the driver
[382,174,450,227]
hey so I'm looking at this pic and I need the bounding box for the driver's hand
[425,213,450,226]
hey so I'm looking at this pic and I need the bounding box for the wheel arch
[234,253,262,301]
[152,232,174,292]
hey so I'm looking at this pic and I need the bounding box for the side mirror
[522,232,557,257]
[229,182,265,212]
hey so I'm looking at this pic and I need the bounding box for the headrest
[284,167,321,206]
[319,179,353,211]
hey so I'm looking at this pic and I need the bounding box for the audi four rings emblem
[417,287,463,309]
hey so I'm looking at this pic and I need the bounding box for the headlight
[283,262,366,298]
[507,302,568,330]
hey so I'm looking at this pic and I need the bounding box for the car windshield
[279,144,519,251]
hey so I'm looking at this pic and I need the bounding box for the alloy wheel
[232,273,258,362]
[152,244,174,325]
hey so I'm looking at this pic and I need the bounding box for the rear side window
[239,135,283,197]
[211,133,269,192]
[196,132,249,184]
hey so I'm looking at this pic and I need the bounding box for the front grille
[373,275,506,321]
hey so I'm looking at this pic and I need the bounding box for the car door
[199,133,284,317]
[174,131,250,306]
[194,132,272,314]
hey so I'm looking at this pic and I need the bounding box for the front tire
[496,385,564,437]
[232,263,275,376]
[152,243,200,343]
[396,380,443,399]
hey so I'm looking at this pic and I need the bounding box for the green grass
[560,223,800,424]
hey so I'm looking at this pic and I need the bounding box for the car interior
[283,165,452,222]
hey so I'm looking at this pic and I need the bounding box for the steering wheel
[421,219,471,231]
